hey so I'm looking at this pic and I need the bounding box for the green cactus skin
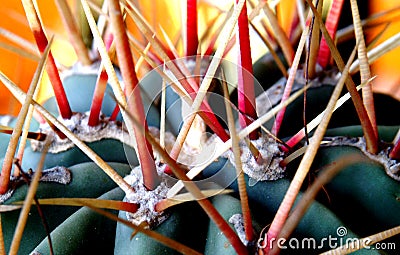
[252,51,288,91]
[313,126,400,235]
[253,52,400,138]
[41,73,160,127]
[310,146,400,253]
[325,125,399,142]
[203,159,380,254]
[32,187,126,255]
[0,72,160,254]
[0,118,138,177]
[20,139,137,171]
[204,195,250,255]
[260,86,400,138]
[114,201,208,255]
[1,162,131,254]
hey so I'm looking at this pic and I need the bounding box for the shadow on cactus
[0,0,400,255]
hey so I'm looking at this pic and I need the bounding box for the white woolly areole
[31,112,134,153]
[223,135,285,181]
[124,164,171,228]
[30,113,172,155]
[229,214,249,246]
[322,136,400,181]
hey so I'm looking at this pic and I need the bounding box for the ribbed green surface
[1,162,131,254]
[114,202,208,255]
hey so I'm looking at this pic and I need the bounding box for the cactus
[0,1,399,255]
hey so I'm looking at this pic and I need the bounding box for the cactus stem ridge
[322,136,400,181]
[30,112,133,154]
[0,166,72,204]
